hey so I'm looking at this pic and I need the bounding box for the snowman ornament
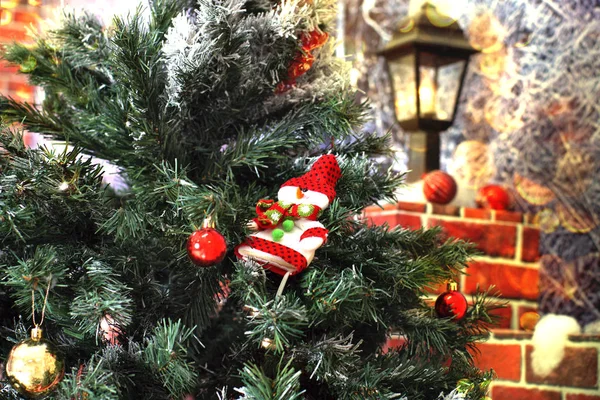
[236,155,341,277]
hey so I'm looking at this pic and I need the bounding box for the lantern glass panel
[418,65,437,118]
[435,59,466,121]
[417,51,466,121]
[388,54,416,121]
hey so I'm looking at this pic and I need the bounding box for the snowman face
[277,186,330,209]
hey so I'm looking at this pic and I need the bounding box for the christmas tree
[0,0,501,398]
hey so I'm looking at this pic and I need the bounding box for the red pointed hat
[281,155,341,203]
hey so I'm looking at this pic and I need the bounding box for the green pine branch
[237,357,305,400]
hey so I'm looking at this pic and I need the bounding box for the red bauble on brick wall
[423,170,457,205]
[476,184,511,210]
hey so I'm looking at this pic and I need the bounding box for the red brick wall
[364,201,541,330]
[483,331,600,400]
[367,201,600,399]
[0,0,41,103]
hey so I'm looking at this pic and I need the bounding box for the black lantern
[379,2,479,178]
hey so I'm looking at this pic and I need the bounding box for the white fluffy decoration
[437,389,466,400]
[531,314,580,377]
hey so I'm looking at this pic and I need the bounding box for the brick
[397,201,426,213]
[12,11,39,25]
[495,210,523,223]
[364,203,398,214]
[366,212,399,229]
[489,305,512,329]
[521,227,540,262]
[526,345,598,388]
[429,219,517,258]
[465,261,539,300]
[6,82,34,102]
[472,343,521,381]
[4,74,28,86]
[566,394,600,400]
[431,204,460,216]
[397,212,422,230]
[7,82,33,92]
[464,207,492,220]
[0,62,18,74]
[0,27,28,42]
[491,386,561,400]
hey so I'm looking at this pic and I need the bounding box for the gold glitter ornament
[5,327,65,398]
[520,311,541,331]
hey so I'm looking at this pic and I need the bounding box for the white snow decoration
[531,313,581,377]
[437,389,467,400]
[161,0,319,107]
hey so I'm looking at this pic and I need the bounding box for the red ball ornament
[187,220,227,267]
[435,281,468,321]
[288,53,315,80]
[301,30,329,51]
[476,184,511,210]
[423,170,457,205]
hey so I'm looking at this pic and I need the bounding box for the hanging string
[31,279,51,328]
[276,271,291,299]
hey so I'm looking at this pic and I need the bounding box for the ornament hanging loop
[446,279,458,291]
[202,214,216,229]
[276,271,291,299]
[31,326,43,341]
[31,275,52,334]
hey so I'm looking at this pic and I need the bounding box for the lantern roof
[379,2,478,59]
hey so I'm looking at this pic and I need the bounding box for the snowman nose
[296,187,305,199]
